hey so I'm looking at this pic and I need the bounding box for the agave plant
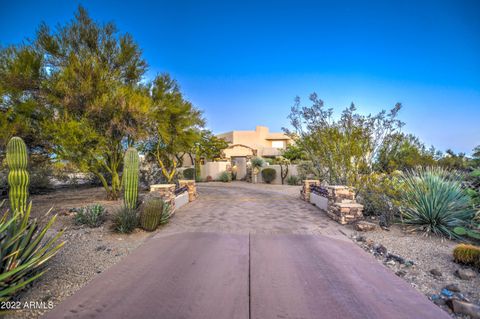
[0,202,65,301]
[398,167,475,238]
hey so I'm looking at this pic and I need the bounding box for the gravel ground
[4,187,152,319]
[351,225,480,318]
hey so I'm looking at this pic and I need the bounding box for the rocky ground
[351,223,480,318]
[5,187,152,319]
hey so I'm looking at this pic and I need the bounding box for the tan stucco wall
[200,161,230,180]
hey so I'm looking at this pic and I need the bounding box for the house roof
[266,133,290,140]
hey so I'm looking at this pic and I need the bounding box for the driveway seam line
[248,232,251,319]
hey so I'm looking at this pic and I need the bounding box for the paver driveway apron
[43,183,450,319]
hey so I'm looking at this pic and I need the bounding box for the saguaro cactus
[123,147,139,209]
[6,136,29,214]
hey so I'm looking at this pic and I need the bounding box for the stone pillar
[178,180,197,202]
[326,186,355,203]
[325,185,363,225]
[150,184,176,212]
[301,179,320,201]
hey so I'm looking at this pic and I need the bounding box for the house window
[271,140,284,148]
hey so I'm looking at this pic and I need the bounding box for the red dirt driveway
[43,232,450,319]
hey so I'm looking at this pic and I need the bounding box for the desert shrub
[29,160,54,194]
[251,157,264,169]
[183,168,195,180]
[0,202,64,301]
[297,160,317,180]
[140,198,170,231]
[287,175,300,185]
[112,207,138,233]
[398,167,475,238]
[261,168,277,184]
[453,244,480,269]
[74,204,106,228]
[357,172,402,227]
[219,171,231,182]
[263,158,274,165]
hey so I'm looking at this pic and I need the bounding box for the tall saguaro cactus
[6,137,29,214]
[123,147,139,209]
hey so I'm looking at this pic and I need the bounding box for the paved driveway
[162,182,349,239]
[44,182,449,319]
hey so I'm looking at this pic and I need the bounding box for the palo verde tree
[284,93,403,186]
[191,130,229,178]
[144,74,205,182]
[34,7,149,199]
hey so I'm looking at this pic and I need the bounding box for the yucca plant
[0,202,65,301]
[398,167,475,238]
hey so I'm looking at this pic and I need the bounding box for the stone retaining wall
[305,184,364,225]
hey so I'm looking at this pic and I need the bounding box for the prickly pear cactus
[123,147,139,209]
[6,137,29,214]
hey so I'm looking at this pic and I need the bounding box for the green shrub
[251,157,264,169]
[0,202,64,301]
[357,172,402,227]
[112,207,138,233]
[261,168,277,184]
[263,158,274,165]
[297,160,317,180]
[453,244,480,269]
[286,175,300,185]
[183,168,195,180]
[74,204,106,227]
[140,198,170,231]
[399,167,475,238]
[219,171,231,182]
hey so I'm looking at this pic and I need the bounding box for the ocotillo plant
[123,147,139,209]
[6,137,29,214]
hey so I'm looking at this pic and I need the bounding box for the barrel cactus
[140,198,166,231]
[6,137,29,214]
[123,147,139,209]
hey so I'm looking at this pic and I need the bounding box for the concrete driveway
[44,182,450,319]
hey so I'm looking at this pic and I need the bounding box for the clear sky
[1,0,479,154]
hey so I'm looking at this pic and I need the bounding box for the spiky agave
[0,202,65,301]
[399,167,475,238]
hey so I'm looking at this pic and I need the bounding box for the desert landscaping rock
[445,284,461,292]
[355,220,376,232]
[448,299,480,318]
[430,269,443,277]
[455,268,477,280]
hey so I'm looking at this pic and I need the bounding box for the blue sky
[1,0,479,153]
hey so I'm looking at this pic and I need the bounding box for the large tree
[144,74,205,182]
[284,94,403,186]
[375,133,438,173]
[1,6,150,199]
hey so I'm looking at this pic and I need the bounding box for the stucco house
[217,126,292,160]
[180,126,293,181]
